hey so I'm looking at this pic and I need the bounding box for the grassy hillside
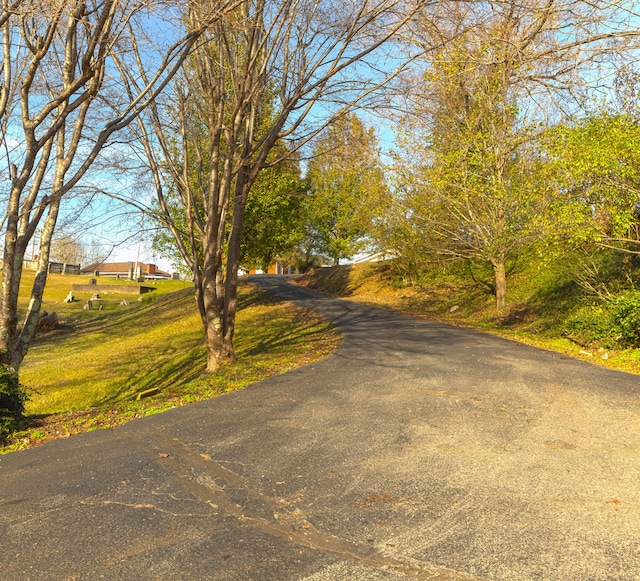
[3,274,338,452]
[16,271,190,316]
[299,254,640,375]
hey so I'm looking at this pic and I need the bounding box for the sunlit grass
[22,289,205,414]
[15,270,190,317]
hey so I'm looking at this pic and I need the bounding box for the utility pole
[133,213,144,280]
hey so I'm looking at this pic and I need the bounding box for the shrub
[612,291,640,346]
[564,305,619,348]
[0,366,28,441]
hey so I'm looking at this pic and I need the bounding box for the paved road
[2,275,640,580]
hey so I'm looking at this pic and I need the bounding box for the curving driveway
[1,275,640,580]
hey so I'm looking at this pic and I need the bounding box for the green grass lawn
[17,271,190,317]
[2,274,338,453]
[21,288,205,414]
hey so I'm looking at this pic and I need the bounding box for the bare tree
[83,237,111,267]
[50,235,84,265]
[130,0,421,372]
[0,0,238,374]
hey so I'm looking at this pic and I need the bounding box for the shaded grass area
[3,279,338,453]
[300,259,640,375]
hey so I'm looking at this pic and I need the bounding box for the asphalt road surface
[1,275,640,580]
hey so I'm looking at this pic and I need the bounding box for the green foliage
[565,306,619,348]
[0,366,27,441]
[305,113,389,265]
[385,33,551,310]
[241,155,308,270]
[563,292,640,350]
[151,140,308,275]
[612,291,640,346]
[543,113,640,248]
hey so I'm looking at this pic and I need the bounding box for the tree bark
[201,241,225,372]
[221,177,250,363]
[11,200,60,370]
[493,260,507,310]
[204,310,225,373]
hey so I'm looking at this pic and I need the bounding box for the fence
[23,260,81,275]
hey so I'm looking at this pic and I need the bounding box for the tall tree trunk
[11,200,60,370]
[201,247,226,373]
[493,260,506,310]
[221,170,252,363]
[0,183,26,366]
[204,310,225,373]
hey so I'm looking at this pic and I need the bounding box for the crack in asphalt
[142,432,489,581]
[8,278,640,578]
